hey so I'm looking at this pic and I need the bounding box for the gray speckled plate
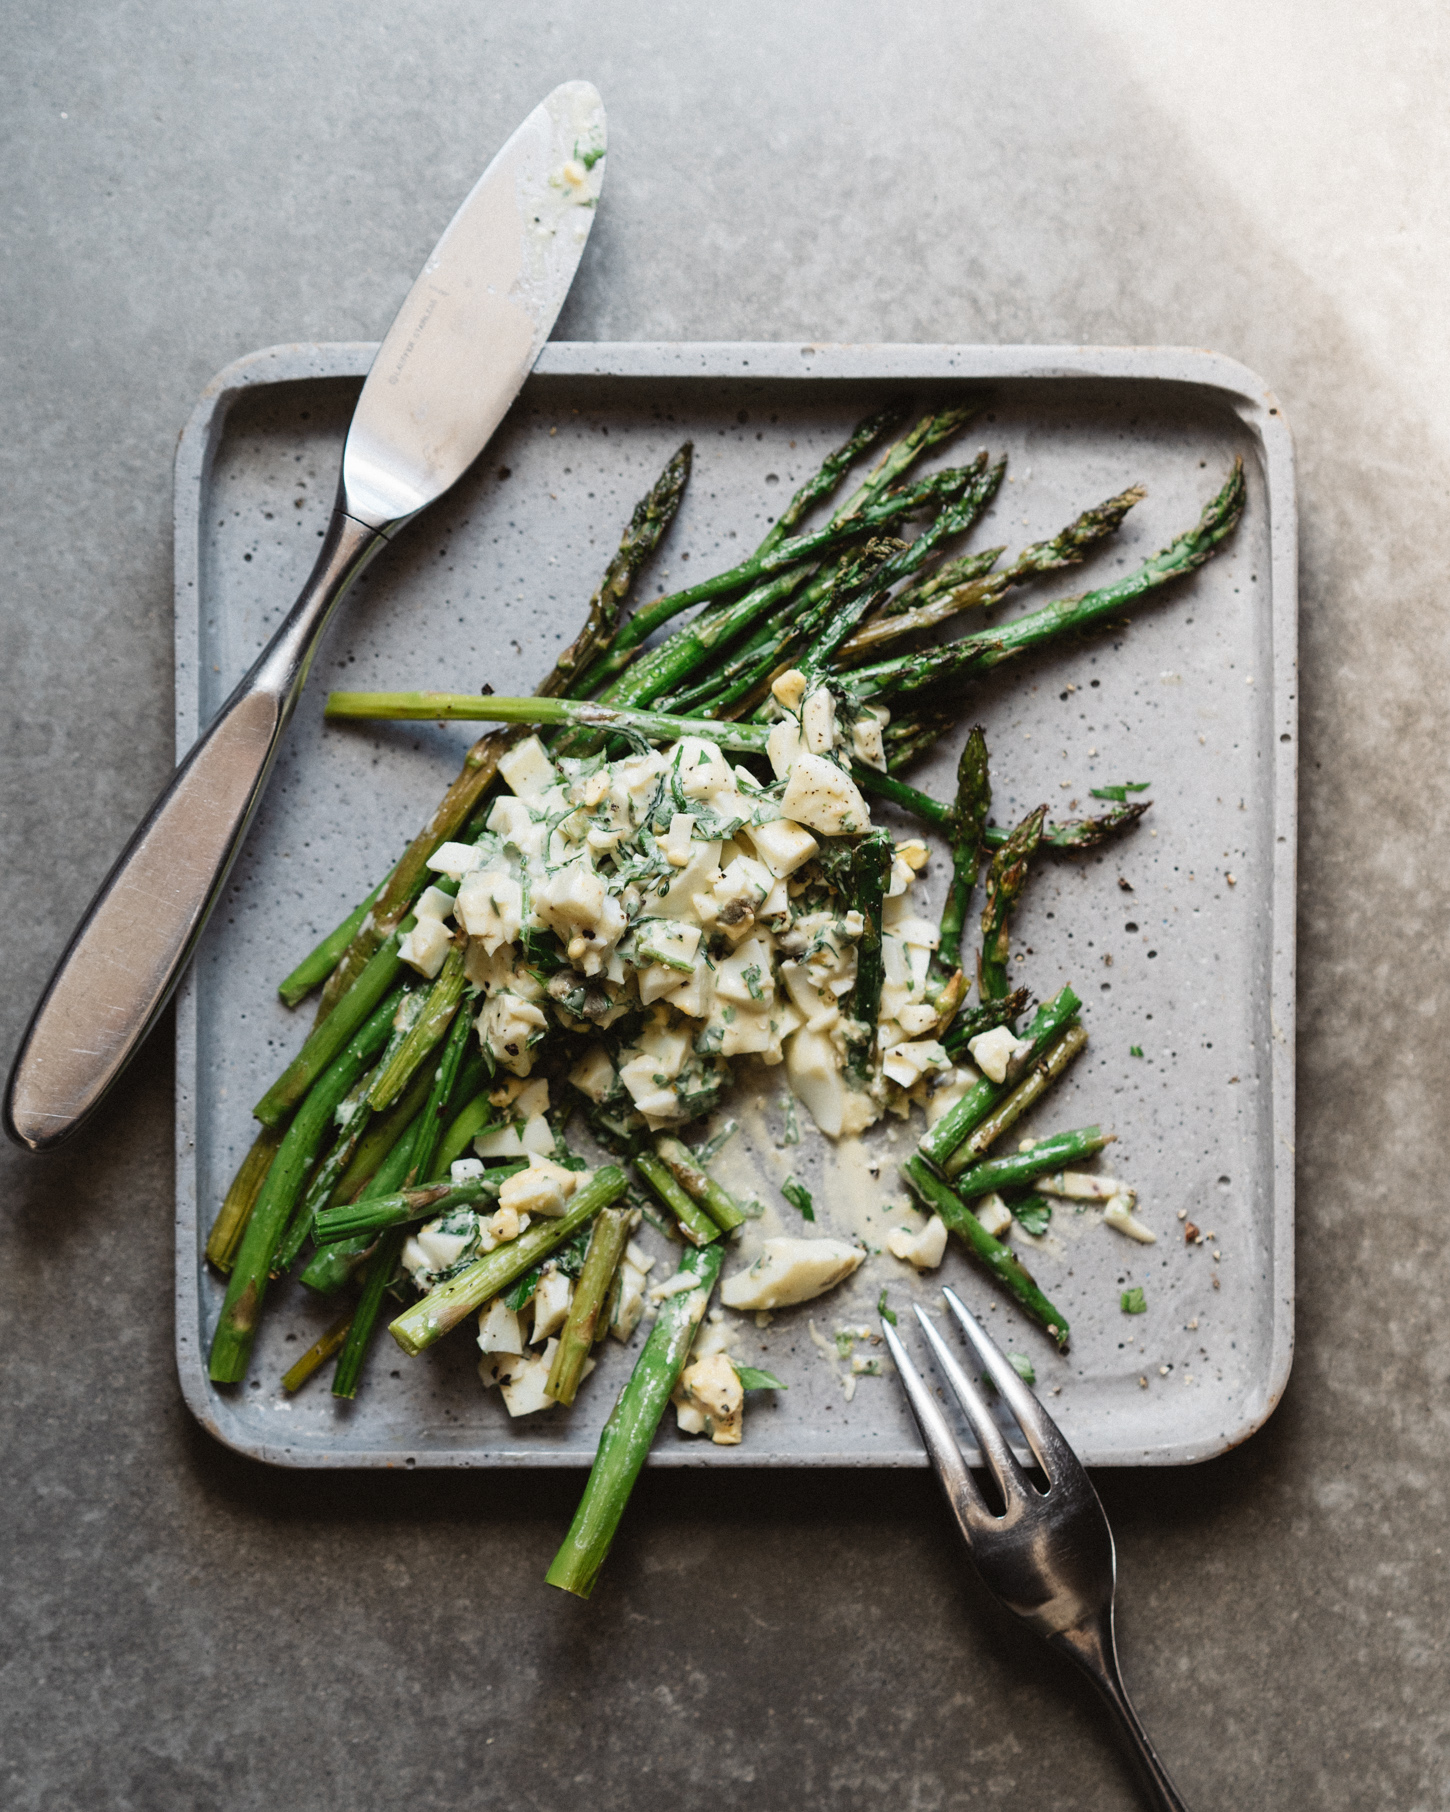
[173,341,1296,1469]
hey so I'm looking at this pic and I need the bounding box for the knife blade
[4,80,606,1153]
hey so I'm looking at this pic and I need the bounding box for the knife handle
[4,507,387,1152]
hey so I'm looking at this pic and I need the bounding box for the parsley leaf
[1010,1194,1052,1237]
[782,1176,815,1222]
[1120,1286,1147,1315]
[1090,781,1152,804]
[733,1364,786,1391]
[877,1289,897,1327]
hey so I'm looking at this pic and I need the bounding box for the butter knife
[5,80,605,1151]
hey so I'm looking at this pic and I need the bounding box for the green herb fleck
[695,1119,738,1167]
[733,1364,786,1391]
[1121,1286,1147,1315]
[782,1175,815,1222]
[877,1289,897,1327]
[834,1329,855,1359]
[781,1094,800,1147]
[1007,1353,1036,1385]
[503,1227,595,1310]
[743,963,764,1002]
[1090,781,1152,804]
[1010,1195,1052,1237]
[1130,1044,1144,1058]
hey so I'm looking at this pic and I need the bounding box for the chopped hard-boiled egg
[1103,1195,1156,1242]
[398,916,452,978]
[975,1192,1014,1239]
[720,1237,864,1310]
[886,1214,949,1270]
[967,1024,1034,1084]
[673,1352,744,1443]
[499,1154,580,1219]
[779,752,872,837]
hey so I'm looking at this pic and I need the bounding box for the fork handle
[1053,1616,1190,1812]
[3,506,387,1152]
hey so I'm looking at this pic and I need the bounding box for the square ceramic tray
[174,341,1296,1469]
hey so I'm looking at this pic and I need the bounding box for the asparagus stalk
[313,1174,511,1244]
[650,1134,748,1233]
[280,1309,355,1393]
[979,805,1046,999]
[547,442,693,692]
[983,799,1150,851]
[205,1125,284,1273]
[402,1001,475,1185]
[434,1091,496,1176]
[571,457,978,694]
[635,1151,721,1246]
[755,401,910,556]
[389,1166,629,1356]
[951,1023,1089,1164]
[883,706,959,772]
[208,991,401,1383]
[920,985,1081,1169]
[715,460,998,720]
[270,988,437,1272]
[312,448,691,1011]
[546,1242,724,1598]
[850,764,950,830]
[939,989,1030,1063]
[828,403,979,530]
[844,459,1245,704]
[332,1227,405,1399]
[324,1051,441,1211]
[299,1086,435,1296]
[851,764,1149,856]
[949,1125,1113,1197]
[278,879,386,1008]
[366,947,469,1112]
[902,1157,1069,1348]
[929,727,989,992]
[842,830,894,1084]
[579,444,988,726]
[325,691,773,754]
[888,545,1006,616]
[843,484,1144,658]
[546,1208,634,1406]
[254,934,411,1127]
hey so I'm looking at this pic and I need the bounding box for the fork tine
[912,1304,1034,1508]
[941,1286,1081,1486]
[880,1319,994,1539]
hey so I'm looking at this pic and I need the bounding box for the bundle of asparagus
[205,397,1244,1595]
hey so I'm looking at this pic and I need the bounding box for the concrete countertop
[4,3,1447,1807]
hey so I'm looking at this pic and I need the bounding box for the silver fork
[883,1286,1189,1812]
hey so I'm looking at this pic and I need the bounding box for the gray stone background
[3,2,1446,1806]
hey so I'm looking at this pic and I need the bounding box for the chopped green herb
[833,1329,855,1359]
[1090,781,1151,804]
[1010,1194,1052,1237]
[1120,1286,1147,1315]
[782,1175,815,1222]
[503,1225,596,1311]
[694,1120,738,1167]
[781,1094,800,1147]
[1007,1353,1036,1385]
[742,963,764,1002]
[1130,1044,1144,1058]
[877,1289,897,1327]
[733,1364,786,1391]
